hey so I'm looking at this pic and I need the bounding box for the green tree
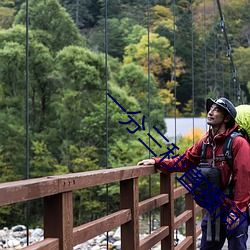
[234,46,250,102]
[0,6,15,29]
[14,0,84,52]
[116,63,166,130]
[61,0,101,28]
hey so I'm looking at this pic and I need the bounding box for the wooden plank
[139,226,169,250]
[174,210,192,229]
[175,236,193,250]
[196,225,202,237]
[195,204,203,213]
[73,209,131,245]
[57,165,156,192]
[174,186,189,199]
[185,182,196,250]
[139,194,169,215]
[22,238,59,250]
[0,165,156,206]
[120,178,140,250]
[44,192,73,250]
[0,177,59,206]
[161,173,174,250]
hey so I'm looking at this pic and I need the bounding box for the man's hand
[226,212,240,230]
[137,159,155,166]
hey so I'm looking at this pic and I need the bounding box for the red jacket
[154,124,250,214]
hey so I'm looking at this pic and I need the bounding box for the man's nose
[208,109,213,115]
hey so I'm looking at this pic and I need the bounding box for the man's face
[207,104,226,127]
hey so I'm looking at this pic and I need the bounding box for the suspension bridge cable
[215,0,242,103]
[213,0,217,95]
[218,33,225,96]
[105,0,109,248]
[173,1,177,149]
[147,0,152,234]
[191,0,195,144]
[172,0,179,245]
[25,0,30,245]
[203,0,207,99]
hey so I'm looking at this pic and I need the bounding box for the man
[138,97,250,250]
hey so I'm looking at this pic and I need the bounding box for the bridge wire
[191,0,195,144]
[147,0,152,234]
[105,0,109,248]
[203,0,209,133]
[213,0,217,97]
[172,0,179,245]
[203,0,207,99]
[25,0,30,245]
[215,0,242,104]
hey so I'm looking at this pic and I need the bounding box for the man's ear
[224,114,232,123]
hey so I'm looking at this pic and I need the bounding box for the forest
[0,0,249,228]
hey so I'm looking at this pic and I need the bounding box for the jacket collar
[206,124,239,143]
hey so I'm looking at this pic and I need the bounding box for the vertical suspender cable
[203,0,208,133]
[220,39,225,96]
[172,0,177,190]
[173,1,177,150]
[76,0,79,27]
[191,0,195,144]
[147,0,152,234]
[213,0,217,95]
[228,64,231,100]
[105,0,109,247]
[172,1,179,245]
[215,0,242,104]
[25,0,30,245]
[204,0,207,99]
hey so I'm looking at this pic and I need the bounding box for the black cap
[206,97,237,119]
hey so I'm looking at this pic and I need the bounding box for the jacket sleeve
[153,139,203,174]
[230,136,250,213]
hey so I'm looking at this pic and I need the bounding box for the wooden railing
[0,165,203,250]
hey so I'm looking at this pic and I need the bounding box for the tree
[86,17,138,60]
[61,0,101,29]
[234,46,250,102]
[116,62,166,130]
[14,0,84,52]
[0,5,15,29]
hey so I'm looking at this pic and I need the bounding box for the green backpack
[235,105,250,142]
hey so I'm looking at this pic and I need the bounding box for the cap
[206,97,237,119]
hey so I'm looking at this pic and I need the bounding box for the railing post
[185,182,196,250]
[44,192,73,250]
[160,173,174,250]
[120,178,139,250]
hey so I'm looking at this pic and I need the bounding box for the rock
[107,231,114,237]
[7,239,20,247]
[108,237,116,243]
[0,230,7,238]
[113,227,120,240]
[73,243,87,249]
[100,240,108,246]
[30,228,43,238]
[91,245,101,250]
[15,245,23,249]
[87,238,94,245]
[113,240,121,249]
[11,226,26,232]
[95,234,106,243]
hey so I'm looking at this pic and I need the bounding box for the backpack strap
[200,142,208,163]
[223,131,242,200]
[223,131,242,170]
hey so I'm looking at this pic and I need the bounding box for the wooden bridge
[0,165,204,250]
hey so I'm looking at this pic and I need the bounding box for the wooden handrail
[0,165,203,249]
